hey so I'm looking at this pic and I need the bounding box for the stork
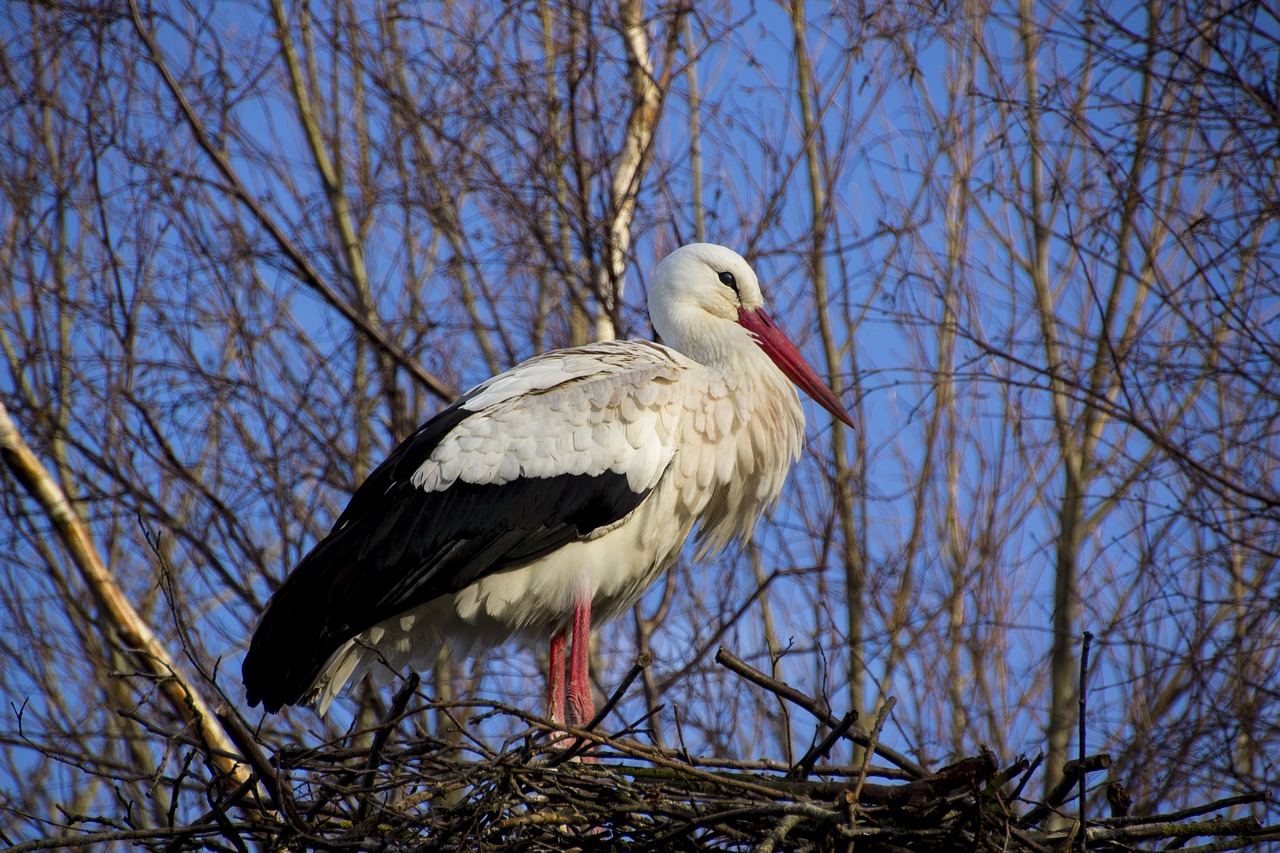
[242,243,854,727]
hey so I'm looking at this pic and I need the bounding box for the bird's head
[649,243,854,429]
[649,243,765,328]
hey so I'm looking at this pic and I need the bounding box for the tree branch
[0,399,250,788]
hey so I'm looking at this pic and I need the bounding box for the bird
[242,243,855,727]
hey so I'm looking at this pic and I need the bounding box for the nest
[170,648,1277,852]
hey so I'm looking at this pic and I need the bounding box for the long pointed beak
[738,307,855,429]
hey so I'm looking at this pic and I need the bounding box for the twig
[849,697,894,806]
[2,823,259,852]
[1083,815,1265,844]
[646,802,842,851]
[753,813,803,853]
[1174,830,1280,853]
[688,754,911,780]
[987,753,1032,794]
[674,701,693,765]
[1078,630,1093,853]
[356,672,419,821]
[1097,792,1271,827]
[1021,753,1112,826]
[212,704,277,807]
[1009,752,1044,803]
[837,752,998,807]
[588,652,651,732]
[590,737,808,801]
[716,647,927,778]
[717,646,840,726]
[789,709,859,780]
[840,697,893,852]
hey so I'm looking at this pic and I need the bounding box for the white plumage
[243,243,854,723]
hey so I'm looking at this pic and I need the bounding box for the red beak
[738,307,855,429]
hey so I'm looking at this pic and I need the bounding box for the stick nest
[178,649,1274,852]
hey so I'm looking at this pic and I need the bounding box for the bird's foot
[542,701,598,762]
[567,688,594,731]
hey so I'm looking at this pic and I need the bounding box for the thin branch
[0,399,250,788]
[125,0,453,403]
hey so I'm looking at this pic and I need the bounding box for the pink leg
[566,595,595,727]
[547,628,567,725]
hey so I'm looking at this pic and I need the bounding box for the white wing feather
[410,340,688,495]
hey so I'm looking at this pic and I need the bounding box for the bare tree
[1,0,1277,845]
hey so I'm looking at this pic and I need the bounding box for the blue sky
[2,0,1278,835]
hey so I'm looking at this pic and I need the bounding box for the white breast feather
[683,353,806,559]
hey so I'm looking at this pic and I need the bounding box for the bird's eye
[717,271,738,292]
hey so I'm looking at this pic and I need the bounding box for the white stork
[242,243,854,727]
